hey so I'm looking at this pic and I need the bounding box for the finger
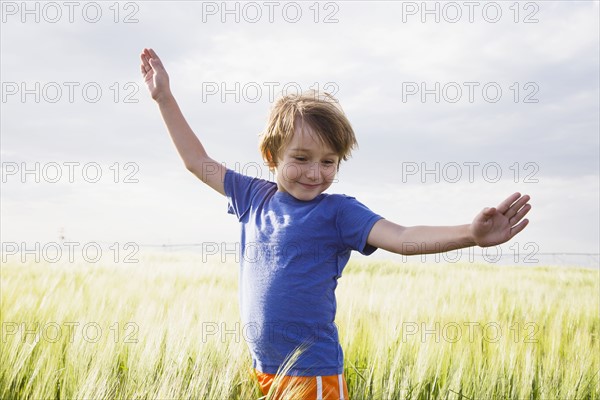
[148,49,167,71]
[505,194,531,219]
[140,53,151,71]
[148,57,161,71]
[509,218,529,239]
[496,192,521,214]
[148,48,161,62]
[509,203,532,226]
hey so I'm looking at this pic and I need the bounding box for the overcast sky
[1,1,599,266]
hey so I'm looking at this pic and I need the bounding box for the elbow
[185,162,204,181]
[185,162,196,173]
[185,160,215,185]
[395,249,414,257]
[184,157,202,175]
[396,242,422,256]
[184,155,214,178]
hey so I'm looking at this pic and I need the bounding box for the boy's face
[275,120,339,201]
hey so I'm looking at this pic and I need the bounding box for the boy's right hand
[140,48,172,103]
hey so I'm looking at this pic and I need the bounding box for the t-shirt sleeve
[224,169,271,221]
[336,196,384,255]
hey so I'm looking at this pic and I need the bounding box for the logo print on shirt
[263,210,291,237]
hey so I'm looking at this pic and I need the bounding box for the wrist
[154,91,175,106]
[465,224,477,247]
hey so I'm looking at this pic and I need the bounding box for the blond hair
[259,91,358,170]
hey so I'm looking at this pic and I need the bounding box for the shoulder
[324,192,381,223]
[325,193,383,254]
[225,169,276,194]
[224,169,277,219]
[317,192,379,221]
[321,193,366,209]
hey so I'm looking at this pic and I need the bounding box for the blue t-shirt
[224,169,383,376]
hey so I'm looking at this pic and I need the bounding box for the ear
[265,150,277,170]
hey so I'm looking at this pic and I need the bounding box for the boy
[140,48,531,400]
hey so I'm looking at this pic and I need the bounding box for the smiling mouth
[299,182,321,189]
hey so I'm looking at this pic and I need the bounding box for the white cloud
[1,1,598,264]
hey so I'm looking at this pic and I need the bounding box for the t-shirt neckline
[273,190,325,205]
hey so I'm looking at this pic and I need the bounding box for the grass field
[1,252,598,399]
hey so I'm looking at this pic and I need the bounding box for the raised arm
[367,192,531,255]
[140,48,226,195]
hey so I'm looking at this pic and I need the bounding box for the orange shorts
[254,369,349,400]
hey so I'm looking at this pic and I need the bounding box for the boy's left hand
[470,193,531,247]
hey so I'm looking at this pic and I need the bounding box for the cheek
[322,166,337,181]
[280,162,302,181]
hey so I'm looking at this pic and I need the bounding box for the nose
[305,162,319,181]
